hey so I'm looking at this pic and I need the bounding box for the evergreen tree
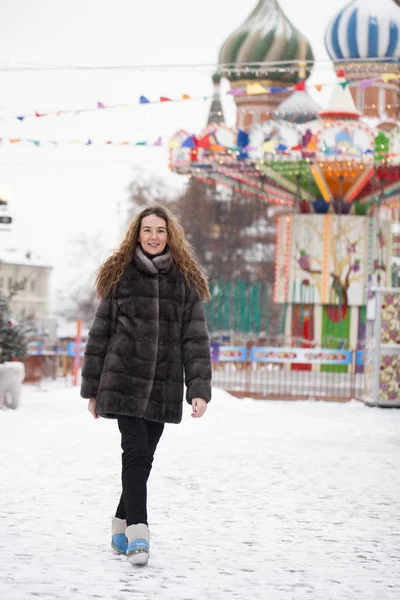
[0,294,28,363]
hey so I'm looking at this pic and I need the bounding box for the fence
[211,345,365,402]
[205,280,271,334]
[24,340,365,402]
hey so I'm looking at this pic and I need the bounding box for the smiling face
[139,214,168,255]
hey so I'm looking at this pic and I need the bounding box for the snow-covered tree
[0,294,28,363]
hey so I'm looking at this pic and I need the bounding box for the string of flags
[0,131,396,160]
[0,136,164,147]
[2,70,400,122]
[6,96,196,122]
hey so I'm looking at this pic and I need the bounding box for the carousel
[169,0,400,401]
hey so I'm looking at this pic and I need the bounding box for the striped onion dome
[218,0,314,83]
[325,0,400,61]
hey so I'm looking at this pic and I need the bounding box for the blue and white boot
[126,523,149,566]
[111,517,128,555]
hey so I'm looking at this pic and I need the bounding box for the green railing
[205,280,269,334]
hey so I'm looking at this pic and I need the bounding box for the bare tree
[126,171,178,222]
[125,172,283,335]
[54,233,110,326]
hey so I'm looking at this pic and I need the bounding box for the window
[8,277,12,290]
[0,277,3,288]
[30,279,36,292]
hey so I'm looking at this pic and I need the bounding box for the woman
[81,205,212,566]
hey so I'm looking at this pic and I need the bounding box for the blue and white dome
[325,0,400,61]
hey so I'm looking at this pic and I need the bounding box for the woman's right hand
[88,398,100,419]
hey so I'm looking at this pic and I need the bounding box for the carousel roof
[218,0,314,83]
[325,0,400,61]
[274,90,320,123]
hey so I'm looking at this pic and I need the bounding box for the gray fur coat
[80,246,212,424]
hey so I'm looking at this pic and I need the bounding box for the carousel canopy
[325,0,400,61]
[218,0,314,83]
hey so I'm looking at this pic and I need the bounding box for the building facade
[0,249,52,320]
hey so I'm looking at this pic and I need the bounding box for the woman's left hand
[191,398,207,418]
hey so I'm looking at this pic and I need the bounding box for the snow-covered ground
[1,382,399,600]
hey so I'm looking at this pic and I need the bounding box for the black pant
[115,416,164,527]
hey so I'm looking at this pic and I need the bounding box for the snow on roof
[319,81,360,120]
[274,90,320,123]
[0,248,52,268]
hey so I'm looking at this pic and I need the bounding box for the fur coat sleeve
[182,285,212,404]
[80,296,115,399]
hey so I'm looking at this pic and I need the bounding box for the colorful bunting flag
[246,82,267,95]
[270,86,290,94]
[294,80,306,91]
[359,78,379,91]
[382,73,400,83]
[227,88,245,97]
[139,96,150,104]
[197,134,211,150]
[210,144,225,153]
[182,136,196,148]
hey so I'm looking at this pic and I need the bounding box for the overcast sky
[0,0,346,301]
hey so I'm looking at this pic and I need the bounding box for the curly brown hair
[95,205,210,301]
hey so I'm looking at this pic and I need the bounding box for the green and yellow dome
[218,0,314,83]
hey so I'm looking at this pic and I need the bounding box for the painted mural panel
[379,354,400,404]
[380,292,400,345]
[289,215,368,306]
[290,214,324,304]
[274,216,391,307]
[327,215,367,307]
[363,290,400,406]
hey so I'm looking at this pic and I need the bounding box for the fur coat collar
[133,245,172,275]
